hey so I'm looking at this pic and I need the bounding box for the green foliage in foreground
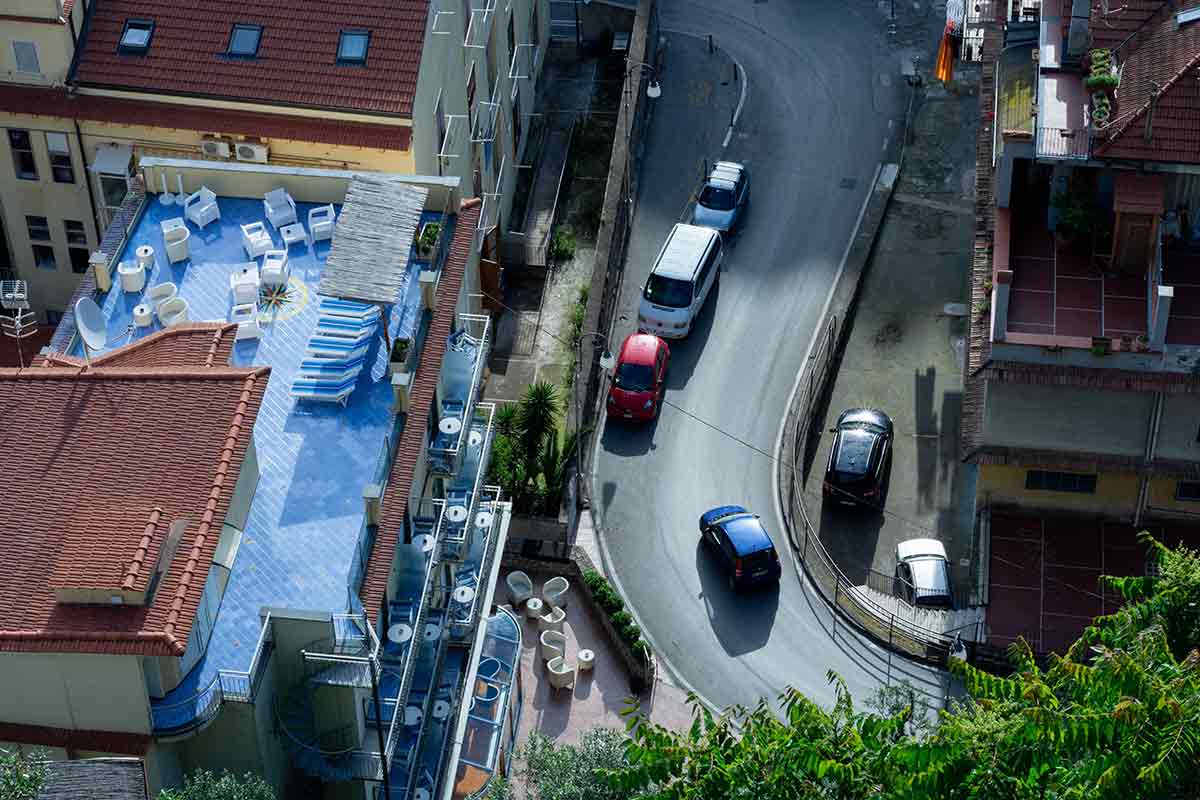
[158,769,275,800]
[0,750,44,800]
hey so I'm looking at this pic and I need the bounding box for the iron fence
[1036,126,1091,160]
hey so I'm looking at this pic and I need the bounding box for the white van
[637,224,723,338]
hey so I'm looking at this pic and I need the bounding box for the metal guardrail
[780,316,978,667]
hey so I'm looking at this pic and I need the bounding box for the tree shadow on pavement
[695,539,780,658]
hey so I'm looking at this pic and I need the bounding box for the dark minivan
[823,408,894,508]
[698,505,782,590]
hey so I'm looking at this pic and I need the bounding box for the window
[531,1,540,45]
[64,219,87,246]
[69,246,90,274]
[8,129,37,180]
[26,216,50,242]
[507,12,516,65]
[434,91,447,173]
[12,41,40,74]
[466,64,477,132]
[45,132,73,183]
[1177,481,1200,502]
[45,309,63,325]
[337,30,369,64]
[100,174,129,209]
[227,24,262,57]
[32,244,55,270]
[1024,470,1097,494]
[461,0,472,39]
[119,19,155,53]
[510,82,522,157]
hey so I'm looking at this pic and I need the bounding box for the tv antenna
[0,280,36,368]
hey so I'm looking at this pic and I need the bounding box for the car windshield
[614,362,654,392]
[643,274,693,308]
[699,185,736,211]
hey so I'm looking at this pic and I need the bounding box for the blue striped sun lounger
[290,375,358,406]
[306,335,371,359]
[298,355,366,377]
[316,316,378,339]
[318,298,381,320]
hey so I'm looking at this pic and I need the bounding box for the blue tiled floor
[83,196,431,716]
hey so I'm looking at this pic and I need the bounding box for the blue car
[691,161,749,235]
[698,505,782,590]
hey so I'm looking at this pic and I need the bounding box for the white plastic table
[280,222,307,247]
[453,585,475,605]
[577,649,595,672]
[413,533,435,553]
[524,597,544,619]
[388,623,413,645]
[439,416,463,435]
[133,304,154,328]
[446,504,468,523]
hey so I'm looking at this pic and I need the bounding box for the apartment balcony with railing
[428,316,492,476]
[1034,0,1091,161]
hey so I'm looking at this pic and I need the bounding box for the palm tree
[538,429,579,516]
[517,381,560,484]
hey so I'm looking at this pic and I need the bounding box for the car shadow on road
[663,280,720,391]
[817,497,886,587]
[695,539,780,658]
[600,410,660,457]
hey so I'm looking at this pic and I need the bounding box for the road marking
[663,27,749,151]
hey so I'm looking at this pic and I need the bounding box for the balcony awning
[90,143,132,176]
[1114,173,1166,215]
[319,175,428,304]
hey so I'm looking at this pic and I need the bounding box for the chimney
[992,270,1013,341]
[419,270,438,310]
[362,483,382,525]
[392,369,412,412]
[1151,285,1174,350]
[90,252,112,293]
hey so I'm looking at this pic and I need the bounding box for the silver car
[894,538,952,608]
[691,161,749,235]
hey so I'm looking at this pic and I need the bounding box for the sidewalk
[801,72,981,599]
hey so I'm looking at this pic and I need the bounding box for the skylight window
[228,24,262,57]
[118,19,155,54]
[337,30,370,64]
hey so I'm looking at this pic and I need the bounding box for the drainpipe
[1134,391,1165,526]
[73,119,101,244]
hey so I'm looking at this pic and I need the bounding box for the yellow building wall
[0,20,73,85]
[0,652,151,734]
[978,464,1140,518]
[1145,475,1200,518]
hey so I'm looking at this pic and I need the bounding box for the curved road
[592,0,946,711]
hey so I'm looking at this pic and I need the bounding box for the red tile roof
[0,84,411,152]
[359,201,481,624]
[0,334,268,656]
[1094,0,1200,164]
[0,325,53,368]
[72,0,428,118]
[0,722,150,757]
[1087,0,1165,50]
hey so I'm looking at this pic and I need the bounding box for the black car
[823,408,894,507]
[698,505,782,590]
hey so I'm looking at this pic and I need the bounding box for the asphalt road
[592,0,948,711]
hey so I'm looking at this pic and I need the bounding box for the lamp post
[573,331,614,516]
[621,61,662,226]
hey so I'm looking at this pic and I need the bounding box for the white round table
[432,699,451,720]
[446,504,468,523]
[413,533,435,553]
[475,511,494,530]
[133,303,154,328]
[414,789,430,800]
[388,623,413,645]
[135,245,155,270]
[423,623,441,642]
[578,648,595,672]
[453,585,475,605]
[468,429,483,446]
[524,597,544,619]
[439,416,463,435]
[404,706,422,726]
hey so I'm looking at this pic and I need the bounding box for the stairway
[276,686,380,783]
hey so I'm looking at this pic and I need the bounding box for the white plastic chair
[539,630,566,661]
[538,605,566,633]
[542,576,570,610]
[547,656,576,692]
[163,224,190,263]
[241,222,272,259]
[506,571,534,608]
[158,297,189,327]
[264,188,298,229]
[261,250,290,287]
[235,318,262,341]
[309,204,336,242]
[146,282,177,315]
[183,187,220,229]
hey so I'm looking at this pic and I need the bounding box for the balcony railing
[386,547,440,763]
[450,485,503,640]
[428,316,492,476]
[440,406,497,562]
[302,613,381,689]
[1036,126,1090,160]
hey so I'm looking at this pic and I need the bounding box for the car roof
[719,514,773,554]
[704,176,737,191]
[838,408,891,430]
[897,538,948,561]
[652,224,718,280]
[834,429,877,475]
[712,160,744,175]
[619,333,660,365]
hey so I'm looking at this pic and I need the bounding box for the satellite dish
[74,297,108,364]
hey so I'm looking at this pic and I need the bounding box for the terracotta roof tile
[0,84,411,152]
[1088,0,1165,50]
[1094,0,1200,164]
[0,346,268,656]
[0,325,53,368]
[89,323,238,369]
[359,201,481,624]
[72,0,429,118]
[0,722,150,757]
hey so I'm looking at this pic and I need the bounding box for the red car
[607,333,669,421]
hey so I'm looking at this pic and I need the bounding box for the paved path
[591,0,949,712]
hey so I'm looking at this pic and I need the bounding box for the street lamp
[573,331,615,512]
[622,60,662,226]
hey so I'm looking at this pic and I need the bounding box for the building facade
[1,0,548,321]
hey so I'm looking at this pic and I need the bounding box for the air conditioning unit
[200,137,231,158]
[235,141,269,163]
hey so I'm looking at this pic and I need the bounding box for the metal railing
[301,613,380,688]
[428,315,492,474]
[440,405,497,561]
[779,316,979,667]
[386,550,439,762]
[1036,126,1090,160]
[462,486,503,631]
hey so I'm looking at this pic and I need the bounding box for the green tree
[614,534,1200,800]
[504,729,642,800]
[157,770,275,800]
[488,381,579,515]
[0,749,45,800]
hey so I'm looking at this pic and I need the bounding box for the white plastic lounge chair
[542,576,569,610]
[241,222,273,259]
[506,571,534,607]
[264,188,298,229]
[547,656,576,692]
[538,605,566,633]
[539,630,566,662]
[309,204,336,242]
[261,250,290,287]
[183,187,220,229]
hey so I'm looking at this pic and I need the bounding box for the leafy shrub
[1085,72,1119,92]
[582,569,605,593]
[631,639,652,661]
[549,227,577,263]
[619,621,642,644]
[610,610,633,629]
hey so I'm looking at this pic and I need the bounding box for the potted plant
[416,222,441,258]
[389,337,412,375]
[1135,333,1151,353]
[1051,189,1107,256]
